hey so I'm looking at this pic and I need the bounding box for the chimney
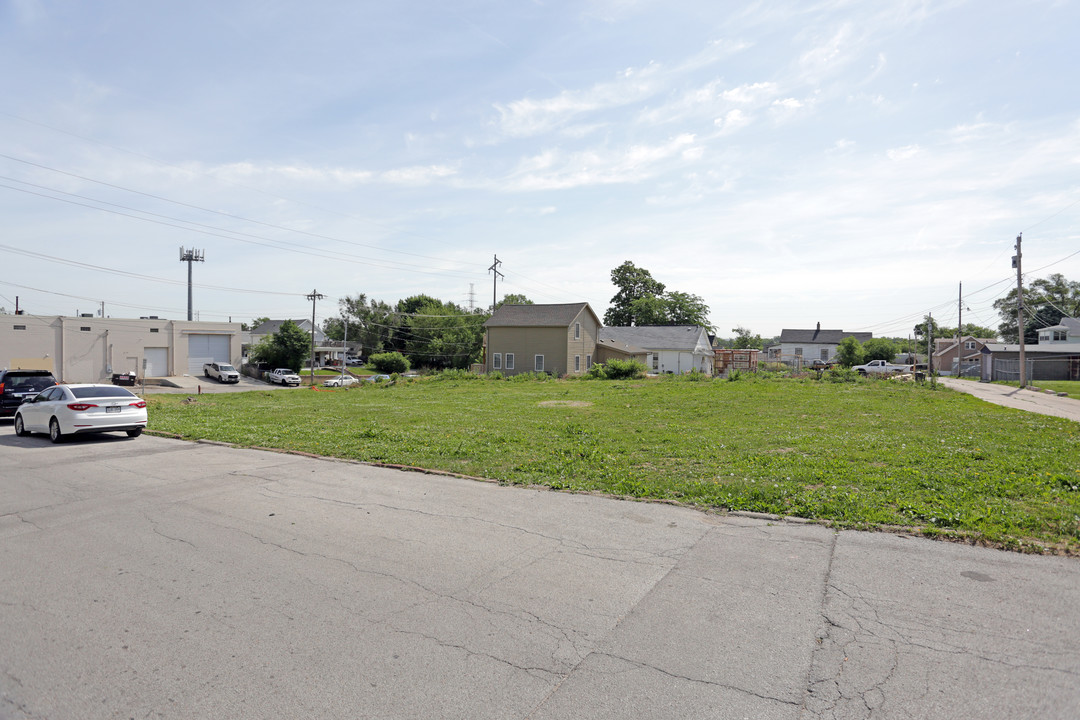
[816,322,821,332]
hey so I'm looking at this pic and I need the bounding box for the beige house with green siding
[483,303,602,376]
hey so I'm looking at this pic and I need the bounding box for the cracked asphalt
[1,433,1078,719]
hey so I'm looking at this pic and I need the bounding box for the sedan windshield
[70,387,138,399]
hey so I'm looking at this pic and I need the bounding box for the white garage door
[144,347,169,377]
[187,334,231,375]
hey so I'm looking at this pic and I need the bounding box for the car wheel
[49,418,63,444]
[204,370,210,377]
[126,428,143,438]
[14,414,28,437]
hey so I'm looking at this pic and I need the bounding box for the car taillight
[130,401,147,408]
[67,403,98,411]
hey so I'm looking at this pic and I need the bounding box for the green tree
[835,336,864,367]
[993,273,1080,343]
[663,291,711,328]
[627,295,670,326]
[731,326,763,350]
[862,338,897,362]
[496,293,532,308]
[331,294,396,353]
[249,320,310,370]
[604,261,666,326]
[369,352,410,374]
[242,316,269,331]
[396,296,485,370]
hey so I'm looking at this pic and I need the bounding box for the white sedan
[14,384,148,443]
[323,375,359,387]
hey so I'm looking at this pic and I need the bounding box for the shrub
[507,371,553,382]
[430,368,479,382]
[598,359,647,380]
[727,369,742,382]
[824,367,859,383]
[369,352,410,374]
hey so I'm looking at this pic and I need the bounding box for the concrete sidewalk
[2,436,1077,719]
[936,377,1080,423]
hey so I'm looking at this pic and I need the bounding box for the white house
[598,325,714,375]
[768,324,872,365]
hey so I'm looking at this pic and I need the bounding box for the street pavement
[1,434,1078,719]
[936,377,1080,423]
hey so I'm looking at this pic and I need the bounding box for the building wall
[1,315,241,382]
[487,326,568,375]
[563,310,600,375]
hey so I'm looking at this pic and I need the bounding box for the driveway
[1,435,1078,719]
[936,377,1080,423]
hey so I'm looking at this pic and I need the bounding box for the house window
[1055,330,1067,341]
[505,353,514,370]
[651,353,658,371]
[965,341,976,350]
[820,349,829,360]
[14,324,26,330]
[534,355,544,372]
[574,355,581,372]
[586,354,592,369]
[794,347,803,357]
[574,322,581,340]
[492,353,502,370]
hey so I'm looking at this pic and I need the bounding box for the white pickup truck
[267,368,302,386]
[852,359,913,376]
[203,362,240,383]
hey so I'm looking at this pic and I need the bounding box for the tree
[862,337,897,362]
[993,273,1080,343]
[731,326,763,350]
[663,291,711,328]
[604,261,666,326]
[835,336,864,367]
[627,295,670,326]
[242,316,269,331]
[496,293,532,308]
[330,294,396,354]
[249,320,310,370]
[395,296,484,370]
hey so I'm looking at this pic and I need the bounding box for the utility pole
[179,247,205,321]
[487,254,504,310]
[928,312,936,388]
[955,282,962,376]
[306,289,325,386]
[1013,233,1026,388]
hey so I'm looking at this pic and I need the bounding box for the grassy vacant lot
[146,375,1080,554]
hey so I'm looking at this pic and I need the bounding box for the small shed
[714,349,759,376]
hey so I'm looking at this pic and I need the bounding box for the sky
[1,0,1077,340]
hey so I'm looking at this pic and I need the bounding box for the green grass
[145,375,1080,553]
[994,380,1080,400]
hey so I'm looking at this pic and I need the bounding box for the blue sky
[1,0,1077,338]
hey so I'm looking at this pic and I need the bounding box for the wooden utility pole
[1014,233,1026,388]
[307,289,325,385]
[487,254,504,310]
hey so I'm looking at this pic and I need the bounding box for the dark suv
[0,369,58,417]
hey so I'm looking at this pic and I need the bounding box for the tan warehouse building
[1,314,242,383]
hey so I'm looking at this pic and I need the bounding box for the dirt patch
[538,400,594,408]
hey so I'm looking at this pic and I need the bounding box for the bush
[824,367,859,383]
[429,368,479,382]
[594,359,647,380]
[506,371,553,382]
[727,369,742,382]
[369,352,410,374]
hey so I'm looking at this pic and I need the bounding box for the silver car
[14,384,148,443]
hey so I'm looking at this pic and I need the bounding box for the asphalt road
[1,432,1078,719]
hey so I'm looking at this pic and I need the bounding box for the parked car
[0,369,57,417]
[267,368,301,386]
[323,375,359,387]
[203,362,240,383]
[345,356,362,366]
[367,374,392,383]
[809,359,836,370]
[852,359,913,376]
[14,384,147,442]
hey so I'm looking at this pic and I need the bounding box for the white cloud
[504,134,700,190]
[720,81,778,104]
[886,145,921,161]
[380,165,458,185]
[714,109,751,135]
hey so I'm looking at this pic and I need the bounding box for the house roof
[778,328,872,344]
[484,303,597,328]
[251,319,311,335]
[599,325,710,352]
[1042,317,1080,333]
[595,337,648,355]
